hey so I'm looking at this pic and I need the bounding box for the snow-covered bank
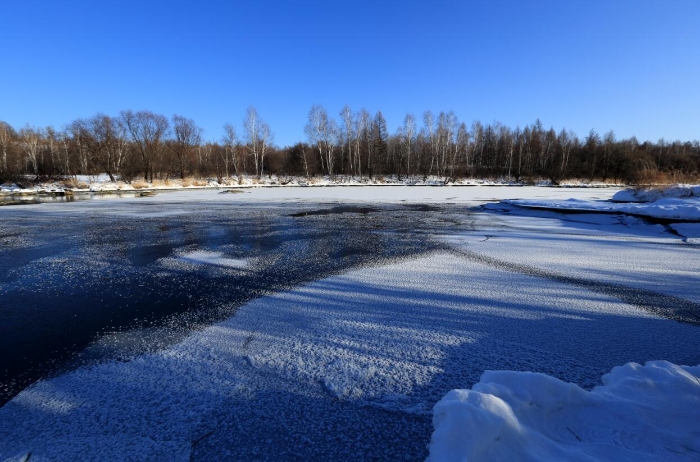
[429,360,700,461]
[1,175,624,196]
[612,184,700,202]
[506,185,700,222]
[92,184,619,206]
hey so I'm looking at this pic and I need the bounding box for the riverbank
[0,174,627,197]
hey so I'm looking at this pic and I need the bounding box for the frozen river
[0,189,466,405]
[1,186,699,460]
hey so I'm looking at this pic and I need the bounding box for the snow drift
[429,360,700,461]
[611,185,700,203]
[503,185,700,233]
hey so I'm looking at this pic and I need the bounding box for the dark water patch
[289,206,380,217]
[0,202,474,406]
[401,204,441,212]
[0,246,73,283]
[0,200,41,206]
[127,243,180,266]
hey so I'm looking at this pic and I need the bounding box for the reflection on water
[0,192,147,206]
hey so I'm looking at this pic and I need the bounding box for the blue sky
[2,0,699,146]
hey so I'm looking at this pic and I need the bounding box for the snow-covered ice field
[0,186,698,460]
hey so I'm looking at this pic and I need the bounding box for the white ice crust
[508,185,700,221]
[429,361,700,461]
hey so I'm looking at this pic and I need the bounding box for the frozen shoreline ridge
[429,361,700,461]
[1,185,698,460]
[506,184,700,223]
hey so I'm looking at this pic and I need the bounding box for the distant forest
[1,105,699,185]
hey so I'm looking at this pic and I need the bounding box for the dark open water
[0,198,473,405]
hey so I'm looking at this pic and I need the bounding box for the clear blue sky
[2,0,699,146]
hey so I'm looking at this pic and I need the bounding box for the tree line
[1,105,698,185]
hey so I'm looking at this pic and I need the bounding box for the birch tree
[222,123,238,179]
[454,122,469,180]
[423,111,436,176]
[259,120,273,178]
[305,104,338,177]
[20,126,41,175]
[0,121,12,173]
[305,104,328,174]
[558,129,573,176]
[355,109,371,179]
[71,114,128,181]
[340,105,354,176]
[243,106,272,178]
[602,130,615,181]
[59,130,71,176]
[402,113,416,178]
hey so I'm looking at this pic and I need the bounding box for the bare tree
[602,130,615,181]
[300,144,311,179]
[243,106,273,178]
[423,111,436,176]
[44,126,59,175]
[20,126,41,175]
[305,104,337,177]
[305,104,328,174]
[402,113,416,178]
[369,111,387,179]
[340,105,354,177]
[454,122,469,180]
[121,110,169,182]
[170,115,202,179]
[558,129,575,176]
[68,122,90,175]
[355,109,371,179]
[58,129,72,176]
[221,123,239,179]
[436,111,458,178]
[243,107,260,177]
[71,114,128,181]
[585,129,601,180]
[471,120,484,177]
[0,121,13,173]
[259,120,273,178]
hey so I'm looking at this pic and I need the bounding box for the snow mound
[506,185,700,222]
[428,360,700,462]
[612,185,700,203]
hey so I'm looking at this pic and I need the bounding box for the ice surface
[1,185,698,460]
[508,185,700,221]
[444,208,700,304]
[429,360,700,461]
[1,252,699,460]
[670,223,700,243]
[176,250,248,268]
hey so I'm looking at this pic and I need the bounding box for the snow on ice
[506,185,700,222]
[429,361,700,461]
[0,185,699,460]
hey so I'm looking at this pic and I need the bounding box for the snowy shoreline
[0,174,626,197]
